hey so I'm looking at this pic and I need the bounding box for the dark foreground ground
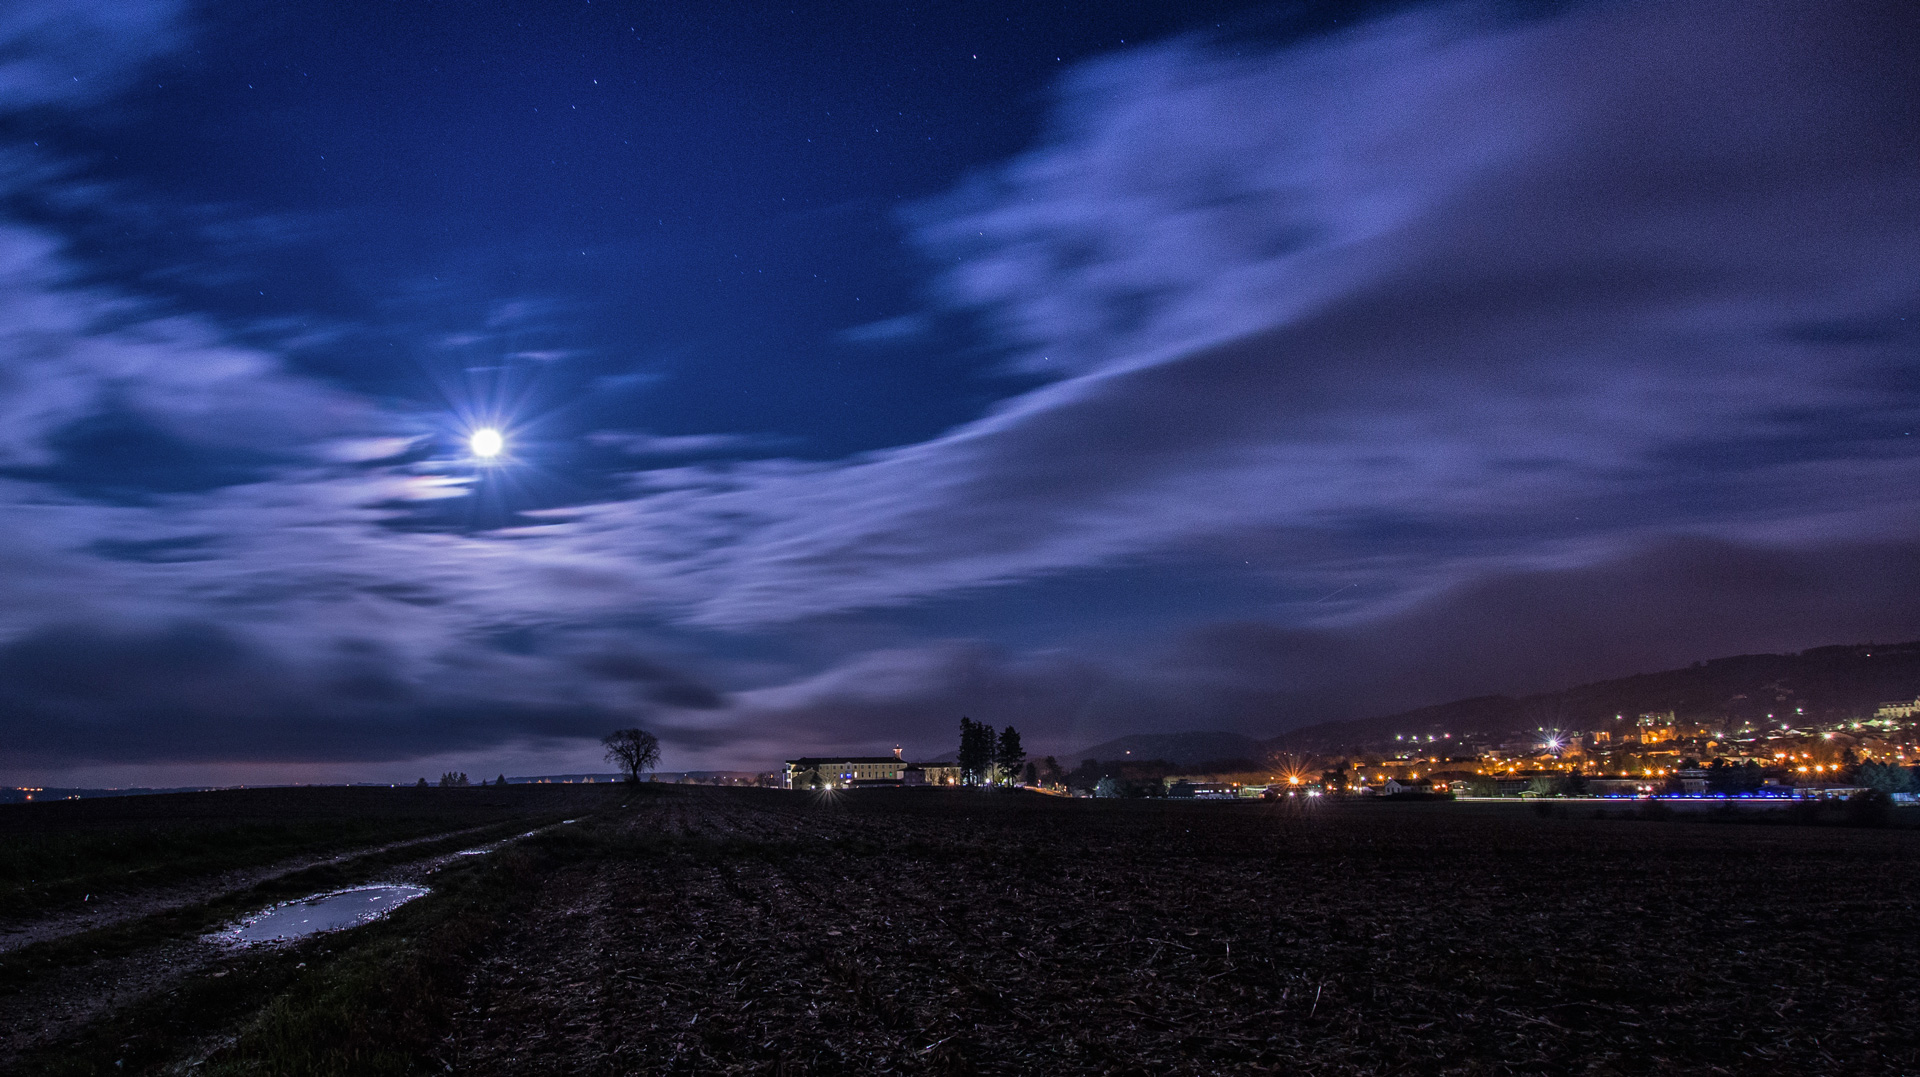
[5,786,1920,1075]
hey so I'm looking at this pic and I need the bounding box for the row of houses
[783,748,965,789]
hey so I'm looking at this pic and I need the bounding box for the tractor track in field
[0,824,500,956]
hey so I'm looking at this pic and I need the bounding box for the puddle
[212,885,429,946]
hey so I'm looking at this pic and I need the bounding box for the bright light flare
[470,428,504,458]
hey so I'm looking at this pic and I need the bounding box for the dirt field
[7,786,1920,1075]
[445,789,1920,1075]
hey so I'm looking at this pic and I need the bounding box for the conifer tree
[958,717,994,785]
[995,726,1025,786]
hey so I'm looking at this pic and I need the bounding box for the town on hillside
[780,698,1920,802]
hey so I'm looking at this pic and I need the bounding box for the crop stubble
[445,789,1920,1075]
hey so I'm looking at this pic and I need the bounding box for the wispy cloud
[838,314,930,346]
[586,431,786,457]
[548,0,1920,628]
[0,0,180,109]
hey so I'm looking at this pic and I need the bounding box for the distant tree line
[412,773,512,787]
[1856,761,1920,794]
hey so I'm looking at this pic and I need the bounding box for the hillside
[1067,731,1265,766]
[1267,640,1920,753]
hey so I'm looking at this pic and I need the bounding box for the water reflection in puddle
[214,885,429,945]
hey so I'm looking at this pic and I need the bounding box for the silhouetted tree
[439,772,469,787]
[602,728,661,783]
[958,717,994,785]
[1857,761,1914,794]
[1039,756,1067,787]
[415,777,428,789]
[495,774,508,787]
[1847,788,1893,827]
[1023,761,1039,786]
[996,726,1025,785]
[1705,758,1763,794]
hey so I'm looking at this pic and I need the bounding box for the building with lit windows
[783,749,966,789]
[1876,698,1920,721]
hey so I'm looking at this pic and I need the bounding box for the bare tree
[603,728,661,783]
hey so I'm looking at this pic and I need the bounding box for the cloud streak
[554,0,1920,628]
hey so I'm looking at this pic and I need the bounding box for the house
[913,761,964,785]
[1382,777,1435,796]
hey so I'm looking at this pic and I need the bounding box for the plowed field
[444,789,1920,1075]
[9,786,1920,1075]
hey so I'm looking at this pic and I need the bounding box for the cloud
[0,621,592,764]
[1158,534,1920,727]
[0,222,377,475]
[547,0,1919,627]
[586,430,783,457]
[684,641,1107,763]
[0,0,180,110]
[0,610,739,767]
[697,533,1920,759]
[838,314,930,346]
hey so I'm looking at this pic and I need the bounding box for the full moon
[470,428,504,458]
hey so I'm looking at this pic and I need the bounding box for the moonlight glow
[470,428,504,458]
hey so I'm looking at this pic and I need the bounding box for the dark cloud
[1163,534,1920,727]
[573,651,727,710]
[709,641,1109,761]
[0,620,714,766]
[706,535,1920,757]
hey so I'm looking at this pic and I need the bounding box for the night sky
[1,0,1916,785]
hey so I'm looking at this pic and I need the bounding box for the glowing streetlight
[470,428,504,458]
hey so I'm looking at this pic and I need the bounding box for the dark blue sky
[0,0,1916,784]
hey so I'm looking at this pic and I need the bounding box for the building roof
[785,756,905,766]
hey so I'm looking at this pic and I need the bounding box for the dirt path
[0,821,538,1068]
[0,824,501,956]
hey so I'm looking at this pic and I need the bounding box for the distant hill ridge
[1268,640,1920,753]
[1072,641,1920,763]
[1068,732,1266,767]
